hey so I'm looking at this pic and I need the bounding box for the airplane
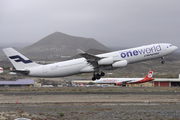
[93,70,154,86]
[3,43,177,80]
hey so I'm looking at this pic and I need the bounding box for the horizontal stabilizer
[10,69,30,75]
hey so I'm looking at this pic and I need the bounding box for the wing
[77,49,101,61]
[77,49,103,67]
[121,80,133,84]
[117,80,133,85]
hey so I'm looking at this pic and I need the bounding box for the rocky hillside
[20,32,111,60]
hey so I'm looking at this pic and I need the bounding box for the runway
[1,91,180,96]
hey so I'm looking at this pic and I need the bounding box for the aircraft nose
[173,46,178,51]
[175,46,178,50]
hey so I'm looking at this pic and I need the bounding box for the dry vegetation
[0,86,180,94]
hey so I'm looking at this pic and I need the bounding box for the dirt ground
[0,94,180,103]
[0,87,180,119]
[0,93,180,120]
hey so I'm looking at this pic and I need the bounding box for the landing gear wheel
[161,60,165,64]
[92,72,103,80]
[92,77,96,81]
[96,74,101,79]
[161,57,165,64]
[100,72,105,76]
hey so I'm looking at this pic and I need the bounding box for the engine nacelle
[98,57,114,65]
[116,82,122,85]
[112,60,128,68]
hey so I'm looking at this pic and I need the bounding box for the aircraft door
[159,44,166,56]
[163,44,167,52]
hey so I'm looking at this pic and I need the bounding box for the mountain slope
[20,32,111,60]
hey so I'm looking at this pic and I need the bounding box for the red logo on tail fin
[145,70,153,79]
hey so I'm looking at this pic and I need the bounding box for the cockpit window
[167,44,172,48]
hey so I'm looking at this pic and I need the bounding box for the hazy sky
[1,0,180,48]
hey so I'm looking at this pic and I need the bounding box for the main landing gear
[92,71,105,81]
[161,57,165,64]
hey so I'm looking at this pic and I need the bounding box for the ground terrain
[0,87,180,120]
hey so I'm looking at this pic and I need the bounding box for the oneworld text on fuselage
[119,45,161,58]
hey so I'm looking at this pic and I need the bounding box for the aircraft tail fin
[144,70,154,79]
[3,48,40,70]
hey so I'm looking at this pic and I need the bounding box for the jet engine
[98,57,114,65]
[112,60,128,68]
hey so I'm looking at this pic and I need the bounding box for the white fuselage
[27,43,177,77]
[94,78,145,84]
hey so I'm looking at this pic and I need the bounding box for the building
[153,75,180,87]
[14,118,31,120]
[71,80,96,86]
[128,82,153,87]
[0,79,34,87]
[34,82,42,87]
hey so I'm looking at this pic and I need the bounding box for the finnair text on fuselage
[120,45,161,58]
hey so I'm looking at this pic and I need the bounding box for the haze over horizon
[1,0,180,49]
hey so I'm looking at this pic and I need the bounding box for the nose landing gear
[161,57,165,64]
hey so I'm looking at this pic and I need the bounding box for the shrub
[59,112,64,117]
